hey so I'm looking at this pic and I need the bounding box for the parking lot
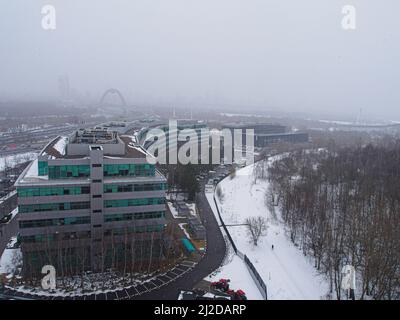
[1,260,197,300]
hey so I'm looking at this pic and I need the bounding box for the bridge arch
[99,88,127,106]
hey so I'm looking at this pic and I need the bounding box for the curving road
[137,184,226,299]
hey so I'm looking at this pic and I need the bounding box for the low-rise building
[222,123,309,148]
[188,216,206,240]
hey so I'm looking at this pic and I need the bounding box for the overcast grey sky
[0,1,399,119]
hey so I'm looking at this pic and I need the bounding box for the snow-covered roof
[53,136,68,156]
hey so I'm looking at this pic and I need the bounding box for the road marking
[164,273,173,281]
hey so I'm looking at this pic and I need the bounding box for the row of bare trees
[265,142,400,300]
[21,224,183,290]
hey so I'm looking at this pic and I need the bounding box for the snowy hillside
[206,163,329,300]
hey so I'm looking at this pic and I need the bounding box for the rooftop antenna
[173,107,176,118]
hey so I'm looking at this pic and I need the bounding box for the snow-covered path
[206,164,329,300]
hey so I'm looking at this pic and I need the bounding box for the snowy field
[205,195,264,300]
[0,152,38,172]
[205,162,330,300]
[0,236,22,278]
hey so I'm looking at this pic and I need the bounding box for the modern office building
[222,123,309,148]
[223,123,287,135]
[15,128,167,275]
[141,120,210,164]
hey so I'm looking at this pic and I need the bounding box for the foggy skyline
[0,0,399,120]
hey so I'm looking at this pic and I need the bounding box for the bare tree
[245,216,268,246]
[147,231,155,273]
[268,142,400,299]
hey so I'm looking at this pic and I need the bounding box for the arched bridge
[99,88,127,106]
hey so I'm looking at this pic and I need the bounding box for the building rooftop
[222,123,286,129]
[15,128,163,187]
[41,130,148,160]
[72,128,119,144]
[255,132,308,137]
[16,158,166,187]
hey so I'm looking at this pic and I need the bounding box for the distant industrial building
[222,123,309,148]
[97,121,138,135]
[15,128,168,275]
[138,121,308,165]
[320,121,400,133]
[140,120,210,164]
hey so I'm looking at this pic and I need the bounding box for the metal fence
[213,195,267,300]
[213,196,238,254]
[243,254,268,300]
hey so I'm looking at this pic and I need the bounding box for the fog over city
[0,0,399,119]
[2,1,400,303]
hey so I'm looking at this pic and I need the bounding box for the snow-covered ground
[166,193,197,219]
[205,254,263,300]
[0,236,22,278]
[205,162,330,300]
[205,194,263,300]
[0,190,17,204]
[0,152,38,172]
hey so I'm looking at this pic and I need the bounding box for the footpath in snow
[205,163,329,300]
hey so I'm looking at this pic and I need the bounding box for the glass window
[103,211,164,222]
[48,165,90,179]
[38,161,48,176]
[19,201,90,213]
[19,216,90,228]
[103,164,155,177]
[17,186,91,197]
[104,198,165,208]
[103,183,167,193]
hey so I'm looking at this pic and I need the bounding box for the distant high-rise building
[58,75,70,101]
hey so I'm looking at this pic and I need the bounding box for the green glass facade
[38,162,157,178]
[19,216,91,229]
[104,211,165,222]
[21,234,55,243]
[104,183,166,193]
[19,201,90,213]
[104,198,165,208]
[18,186,90,197]
[38,161,48,176]
[48,165,90,179]
[21,231,91,243]
[103,163,155,177]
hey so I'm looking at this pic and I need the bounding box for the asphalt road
[136,182,226,300]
